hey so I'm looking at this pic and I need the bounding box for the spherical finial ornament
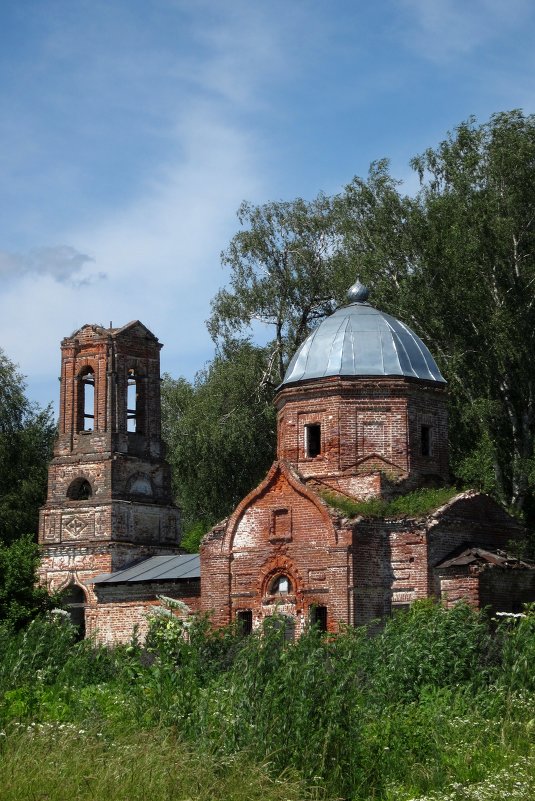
[347,279,369,303]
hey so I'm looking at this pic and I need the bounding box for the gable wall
[201,465,352,632]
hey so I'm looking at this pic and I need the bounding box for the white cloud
[0,246,97,285]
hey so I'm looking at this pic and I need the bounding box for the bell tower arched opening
[127,368,145,434]
[77,367,95,432]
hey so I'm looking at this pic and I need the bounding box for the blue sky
[1,0,534,411]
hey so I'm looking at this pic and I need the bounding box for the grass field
[0,601,533,801]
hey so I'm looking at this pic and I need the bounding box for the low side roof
[90,553,200,584]
[436,546,534,570]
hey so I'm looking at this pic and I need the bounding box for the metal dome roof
[281,282,446,387]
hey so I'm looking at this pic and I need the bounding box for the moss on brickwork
[320,485,460,519]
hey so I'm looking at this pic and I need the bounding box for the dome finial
[347,278,369,304]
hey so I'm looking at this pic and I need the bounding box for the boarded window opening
[127,369,144,434]
[305,423,321,458]
[67,477,92,501]
[236,609,253,635]
[310,605,328,632]
[77,368,95,431]
[421,425,431,457]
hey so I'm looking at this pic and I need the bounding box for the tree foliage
[209,195,341,383]
[0,349,56,626]
[0,349,55,545]
[161,341,276,545]
[0,535,54,630]
[207,110,535,521]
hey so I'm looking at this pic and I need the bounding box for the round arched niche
[127,473,154,499]
[67,477,93,501]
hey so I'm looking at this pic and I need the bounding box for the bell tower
[38,321,181,612]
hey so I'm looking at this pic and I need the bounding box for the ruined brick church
[38,282,535,642]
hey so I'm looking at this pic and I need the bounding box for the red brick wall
[427,493,525,598]
[350,520,430,624]
[201,461,351,633]
[275,376,448,494]
[439,571,480,608]
[91,580,201,644]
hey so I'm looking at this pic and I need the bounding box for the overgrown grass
[320,485,460,519]
[0,602,534,801]
[0,725,316,801]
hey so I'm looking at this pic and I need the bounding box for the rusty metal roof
[436,546,534,570]
[90,553,200,584]
[280,283,445,387]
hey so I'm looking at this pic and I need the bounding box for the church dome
[281,281,445,387]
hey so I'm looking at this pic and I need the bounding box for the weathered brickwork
[202,476,532,633]
[39,311,535,644]
[38,321,199,643]
[275,376,449,497]
[92,580,201,644]
[201,461,353,633]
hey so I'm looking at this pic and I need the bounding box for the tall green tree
[0,535,53,629]
[207,111,535,518]
[208,195,340,383]
[0,349,56,628]
[401,110,535,514]
[162,341,277,548]
[0,349,55,545]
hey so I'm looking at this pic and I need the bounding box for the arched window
[269,574,292,595]
[126,368,145,433]
[67,477,93,501]
[77,367,95,431]
[62,584,86,638]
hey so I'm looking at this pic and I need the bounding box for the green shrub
[496,604,535,692]
[1,600,534,800]
[369,600,497,703]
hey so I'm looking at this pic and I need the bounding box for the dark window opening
[62,584,86,639]
[310,605,328,632]
[305,423,321,458]
[67,477,93,501]
[421,425,431,457]
[236,609,253,635]
[127,369,145,434]
[77,368,95,432]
